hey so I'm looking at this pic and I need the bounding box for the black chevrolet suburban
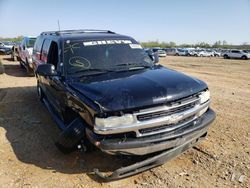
[33,30,215,180]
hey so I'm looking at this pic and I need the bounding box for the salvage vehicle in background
[0,45,12,55]
[190,50,213,57]
[19,36,37,75]
[223,49,250,60]
[157,49,167,57]
[34,29,215,180]
[0,41,15,49]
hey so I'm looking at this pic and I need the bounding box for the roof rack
[41,29,115,36]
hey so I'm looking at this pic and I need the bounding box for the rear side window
[33,37,44,60]
[41,39,51,63]
[232,50,240,53]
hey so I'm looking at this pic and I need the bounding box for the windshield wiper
[69,68,115,76]
[114,63,152,71]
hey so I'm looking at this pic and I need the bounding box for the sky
[0,0,249,45]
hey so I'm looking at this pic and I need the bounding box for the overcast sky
[0,0,249,44]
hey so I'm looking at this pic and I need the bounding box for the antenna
[57,20,61,31]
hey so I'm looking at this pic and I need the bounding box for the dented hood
[69,66,207,112]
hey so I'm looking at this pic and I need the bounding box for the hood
[69,66,207,112]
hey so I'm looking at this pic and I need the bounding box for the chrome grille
[137,101,197,121]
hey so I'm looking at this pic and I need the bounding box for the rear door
[231,50,241,58]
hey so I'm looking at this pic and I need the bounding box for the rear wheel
[37,81,44,102]
[224,55,229,59]
[19,61,25,69]
[241,56,247,60]
[194,54,198,57]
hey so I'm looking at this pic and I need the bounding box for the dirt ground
[0,55,249,188]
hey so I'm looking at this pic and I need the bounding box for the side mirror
[153,52,159,63]
[147,50,159,64]
[36,64,57,76]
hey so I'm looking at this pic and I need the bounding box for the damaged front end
[85,90,215,180]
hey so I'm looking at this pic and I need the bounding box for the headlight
[95,114,134,128]
[199,90,210,104]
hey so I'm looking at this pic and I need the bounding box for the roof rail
[40,31,58,36]
[41,29,115,36]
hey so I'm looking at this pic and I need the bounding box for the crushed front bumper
[87,109,215,155]
[87,109,215,180]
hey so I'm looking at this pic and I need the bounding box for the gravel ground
[0,55,249,188]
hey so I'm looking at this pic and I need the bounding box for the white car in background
[223,50,250,60]
[190,50,213,57]
[157,49,167,57]
[19,36,36,75]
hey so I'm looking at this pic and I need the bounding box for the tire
[175,53,179,56]
[224,55,229,59]
[37,81,44,102]
[19,61,25,69]
[55,117,86,154]
[241,56,247,60]
[194,54,198,57]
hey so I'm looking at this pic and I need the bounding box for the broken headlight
[95,114,134,128]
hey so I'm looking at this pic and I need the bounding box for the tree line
[141,40,250,49]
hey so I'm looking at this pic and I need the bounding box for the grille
[137,99,198,122]
[139,115,196,134]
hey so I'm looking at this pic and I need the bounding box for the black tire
[25,58,35,76]
[194,54,198,57]
[20,61,25,69]
[241,56,247,60]
[175,53,180,56]
[224,55,229,59]
[55,117,86,154]
[37,81,44,102]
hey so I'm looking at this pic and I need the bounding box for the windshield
[26,38,36,48]
[63,39,154,76]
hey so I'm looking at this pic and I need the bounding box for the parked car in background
[165,48,178,56]
[19,36,37,75]
[0,45,12,55]
[1,41,15,49]
[223,50,250,60]
[190,50,213,57]
[165,48,189,56]
[157,49,167,57]
[211,50,221,57]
